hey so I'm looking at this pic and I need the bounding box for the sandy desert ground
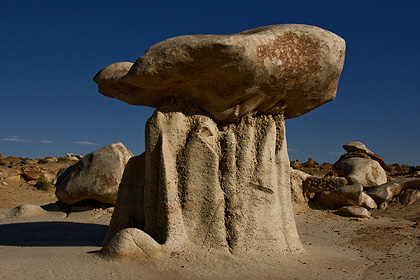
[0,161,419,279]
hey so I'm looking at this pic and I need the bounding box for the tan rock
[367,178,420,204]
[361,192,377,209]
[104,103,303,256]
[43,157,58,163]
[20,166,49,181]
[0,170,7,186]
[336,206,371,218]
[65,153,82,161]
[94,24,345,123]
[55,142,133,205]
[342,141,387,169]
[317,185,363,209]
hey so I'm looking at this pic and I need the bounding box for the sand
[1,164,419,279]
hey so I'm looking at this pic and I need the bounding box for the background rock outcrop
[334,142,387,187]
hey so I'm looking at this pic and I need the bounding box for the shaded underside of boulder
[94,24,345,123]
[55,142,133,205]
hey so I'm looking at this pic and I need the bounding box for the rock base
[104,101,303,258]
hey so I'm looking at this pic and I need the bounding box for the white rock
[334,157,387,187]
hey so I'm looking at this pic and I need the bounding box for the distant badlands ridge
[0,153,81,166]
[1,151,418,177]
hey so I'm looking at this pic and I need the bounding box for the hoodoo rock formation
[94,24,345,258]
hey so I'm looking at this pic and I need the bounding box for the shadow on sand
[0,221,108,247]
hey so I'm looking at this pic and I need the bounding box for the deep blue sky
[1,1,419,165]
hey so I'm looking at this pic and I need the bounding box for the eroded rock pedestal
[94,24,346,258]
[104,101,302,256]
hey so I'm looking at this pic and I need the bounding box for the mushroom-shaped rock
[343,141,387,169]
[95,24,346,259]
[94,24,345,123]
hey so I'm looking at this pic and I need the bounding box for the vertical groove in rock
[220,126,238,251]
[105,103,303,255]
[274,114,303,252]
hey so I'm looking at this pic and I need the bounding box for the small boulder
[20,166,53,181]
[55,142,133,205]
[366,178,420,204]
[43,157,58,163]
[336,206,371,218]
[399,189,420,205]
[0,170,7,186]
[303,176,347,199]
[360,192,377,209]
[65,153,82,161]
[317,184,363,209]
[333,157,387,187]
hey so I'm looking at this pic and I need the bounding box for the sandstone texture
[104,103,303,256]
[94,24,345,123]
[303,176,347,199]
[55,142,133,205]
[95,24,345,258]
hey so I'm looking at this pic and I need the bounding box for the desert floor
[1,163,419,279]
